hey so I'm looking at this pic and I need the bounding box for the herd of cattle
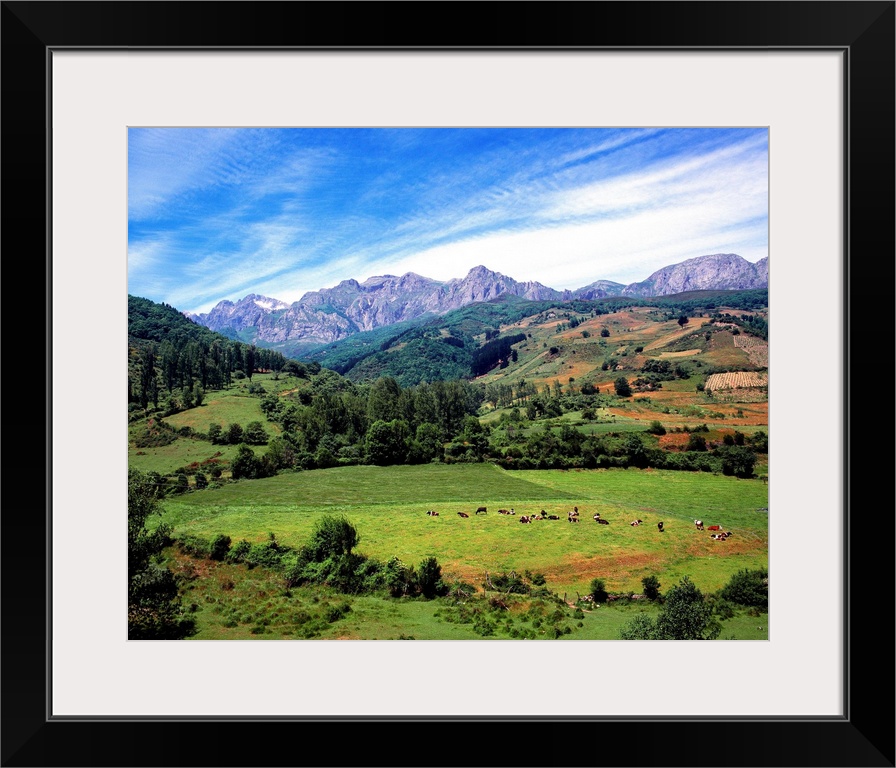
[427,508,733,539]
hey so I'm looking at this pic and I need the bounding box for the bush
[614,377,632,397]
[418,556,446,599]
[589,578,609,603]
[719,567,768,609]
[642,575,661,600]
[177,535,212,558]
[245,542,287,570]
[209,534,232,561]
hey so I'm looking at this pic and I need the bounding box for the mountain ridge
[187,253,767,348]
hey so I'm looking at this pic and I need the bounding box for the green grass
[164,393,274,434]
[129,438,264,476]
[159,464,768,598]
[171,547,768,641]
[128,379,285,475]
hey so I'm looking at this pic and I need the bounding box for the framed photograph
[5,2,893,766]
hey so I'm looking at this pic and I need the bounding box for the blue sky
[128,127,768,315]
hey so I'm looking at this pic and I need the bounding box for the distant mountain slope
[187,253,768,351]
[621,254,768,297]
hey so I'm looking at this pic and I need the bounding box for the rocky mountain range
[187,253,767,349]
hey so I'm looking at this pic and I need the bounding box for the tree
[589,578,609,603]
[367,376,403,423]
[365,419,410,466]
[600,328,610,338]
[619,576,720,640]
[717,445,757,477]
[653,576,720,639]
[686,433,708,452]
[226,422,245,445]
[418,556,445,599]
[244,420,269,445]
[677,315,688,327]
[411,422,443,463]
[208,423,223,444]
[614,377,632,397]
[303,515,360,561]
[230,444,263,479]
[128,469,194,639]
[720,567,768,609]
[642,575,661,600]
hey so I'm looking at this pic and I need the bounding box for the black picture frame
[3,2,893,766]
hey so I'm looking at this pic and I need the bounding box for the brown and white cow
[458,512,469,518]
[426,510,439,517]
[694,519,704,531]
[657,521,665,532]
[707,525,721,532]
[630,519,643,526]
[596,518,609,525]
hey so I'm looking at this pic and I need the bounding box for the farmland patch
[705,372,768,390]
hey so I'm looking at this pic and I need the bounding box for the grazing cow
[519,515,532,524]
[707,525,721,532]
[630,519,643,526]
[498,509,511,515]
[694,519,704,531]
[426,510,439,517]
[657,522,665,532]
[458,512,469,518]
[475,506,487,515]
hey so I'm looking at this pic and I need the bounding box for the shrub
[589,578,609,603]
[720,567,768,609]
[209,534,232,561]
[177,535,212,559]
[642,575,661,601]
[418,556,446,599]
[245,542,287,570]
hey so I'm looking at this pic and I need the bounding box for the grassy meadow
[159,462,768,640]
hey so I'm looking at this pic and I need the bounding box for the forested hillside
[128,295,316,413]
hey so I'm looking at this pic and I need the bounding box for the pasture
[160,463,768,599]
